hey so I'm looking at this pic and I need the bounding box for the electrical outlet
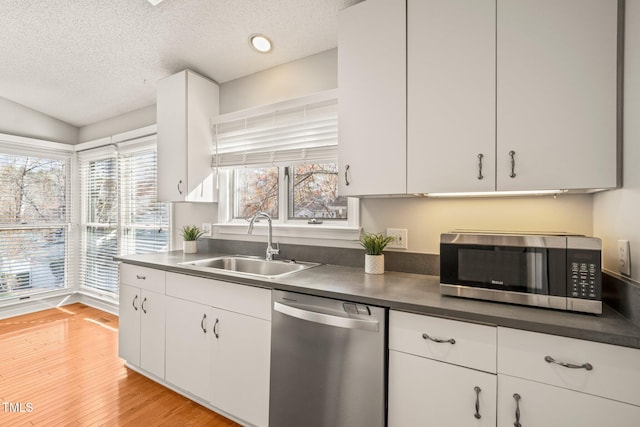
[202,223,212,237]
[618,239,631,276]
[386,228,408,249]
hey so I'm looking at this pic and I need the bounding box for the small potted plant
[359,231,395,274]
[181,225,204,254]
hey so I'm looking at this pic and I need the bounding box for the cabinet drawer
[120,264,165,293]
[390,311,497,373]
[498,327,640,407]
[166,272,271,320]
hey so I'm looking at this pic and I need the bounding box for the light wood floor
[0,303,240,426]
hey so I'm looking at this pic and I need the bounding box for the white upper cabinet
[338,0,407,196]
[157,70,219,202]
[496,0,619,191]
[407,0,496,194]
[345,0,620,195]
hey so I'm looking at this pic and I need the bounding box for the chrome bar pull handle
[136,274,146,280]
[513,393,522,427]
[213,318,220,339]
[477,153,484,180]
[200,313,207,334]
[509,150,517,178]
[344,164,350,186]
[141,297,147,314]
[474,386,482,419]
[132,295,138,311]
[422,333,455,345]
[177,179,184,195]
[545,355,593,371]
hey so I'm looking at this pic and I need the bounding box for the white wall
[0,96,78,144]
[78,104,156,143]
[219,49,338,114]
[593,0,640,282]
[362,194,593,254]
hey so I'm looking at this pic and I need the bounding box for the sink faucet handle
[274,241,280,253]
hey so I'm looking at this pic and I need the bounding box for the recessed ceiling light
[249,34,272,53]
[147,0,164,5]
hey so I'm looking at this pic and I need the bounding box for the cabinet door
[185,71,218,202]
[388,350,497,427]
[165,296,212,401]
[496,0,619,191]
[157,71,187,202]
[118,284,141,366]
[139,289,165,379]
[338,0,406,196]
[497,374,640,427]
[407,0,496,194]
[210,308,271,427]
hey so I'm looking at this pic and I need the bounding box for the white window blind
[212,95,338,168]
[79,146,119,294]
[0,146,71,299]
[119,140,169,255]
[79,138,169,296]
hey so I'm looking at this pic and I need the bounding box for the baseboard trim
[0,291,119,320]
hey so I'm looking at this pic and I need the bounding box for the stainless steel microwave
[440,232,602,314]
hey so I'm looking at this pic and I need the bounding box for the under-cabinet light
[425,189,568,198]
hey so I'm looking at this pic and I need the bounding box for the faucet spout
[247,212,280,261]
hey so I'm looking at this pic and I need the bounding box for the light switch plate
[618,239,631,276]
[386,228,408,249]
[202,223,212,237]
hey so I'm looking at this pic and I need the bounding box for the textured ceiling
[0,0,362,127]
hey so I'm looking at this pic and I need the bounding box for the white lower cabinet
[389,311,640,426]
[388,310,497,427]
[164,272,271,427]
[497,374,640,427]
[209,307,271,427]
[389,350,496,426]
[165,297,213,400]
[118,266,165,379]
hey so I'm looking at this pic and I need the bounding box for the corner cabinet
[118,265,166,379]
[337,0,407,196]
[388,310,640,427]
[157,70,219,202]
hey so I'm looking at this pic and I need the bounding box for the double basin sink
[179,255,320,280]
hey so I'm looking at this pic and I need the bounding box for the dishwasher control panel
[343,302,371,315]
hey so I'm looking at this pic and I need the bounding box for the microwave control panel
[567,250,602,300]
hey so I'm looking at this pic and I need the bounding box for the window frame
[216,163,360,241]
[78,134,170,298]
[0,135,74,303]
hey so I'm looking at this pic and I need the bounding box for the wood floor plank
[0,303,240,426]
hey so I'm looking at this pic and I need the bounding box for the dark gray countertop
[115,251,640,350]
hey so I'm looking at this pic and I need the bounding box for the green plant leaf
[181,225,204,241]
[359,231,395,255]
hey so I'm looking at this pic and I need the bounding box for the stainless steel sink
[178,256,320,279]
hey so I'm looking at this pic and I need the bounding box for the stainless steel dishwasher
[269,290,387,427]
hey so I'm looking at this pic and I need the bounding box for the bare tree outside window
[0,153,68,298]
[290,163,348,220]
[233,167,279,219]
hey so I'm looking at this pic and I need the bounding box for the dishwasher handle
[274,301,379,332]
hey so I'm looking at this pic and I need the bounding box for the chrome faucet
[247,211,280,261]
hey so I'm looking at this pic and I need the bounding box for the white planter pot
[183,240,198,254]
[365,254,385,275]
